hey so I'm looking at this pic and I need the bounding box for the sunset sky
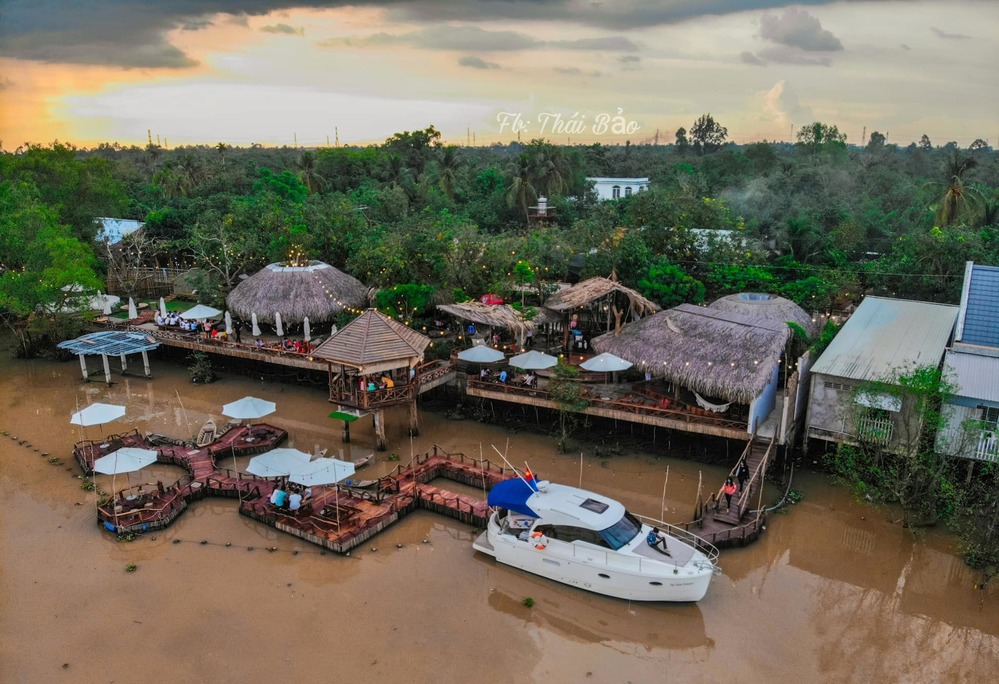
[0,1,996,149]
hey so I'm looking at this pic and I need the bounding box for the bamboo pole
[660,466,669,521]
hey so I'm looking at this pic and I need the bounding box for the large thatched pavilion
[592,293,816,442]
[436,301,551,347]
[226,261,369,328]
[544,276,659,350]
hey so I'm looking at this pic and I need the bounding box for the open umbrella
[224,311,233,335]
[70,402,126,427]
[251,312,261,337]
[181,304,222,320]
[127,297,138,319]
[329,406,368,443]
[93,447,158,475]
[303,316,311,342]
[246,448,311,477]
[457,344,505,363]
[580,352,633,373]
[159,297,168,318]
[275,312,284,337]
[222,396,276,420]
[509,350,559,370]
[288,457,355,487]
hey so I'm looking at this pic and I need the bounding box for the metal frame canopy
[57,331,161,384]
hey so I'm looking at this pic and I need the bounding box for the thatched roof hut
[592,294,813,404]
[313,308,429,373]
[708,293,817,337]
[436,302,553,342]
[544,276,659,317]
[226,261,369,325]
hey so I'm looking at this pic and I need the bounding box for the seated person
[498,369,508,383]
[155,313,165,326]
[288,490,303,511]
[524,373,536,388]
[270,486,287,507]
[255,338,266,348]
[367,380,377,392]
[646,527,670,555]
[217,330,228,342]
[381,375,395,388]
[479,368,490,380]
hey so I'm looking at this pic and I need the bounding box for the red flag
[524,466,534,482]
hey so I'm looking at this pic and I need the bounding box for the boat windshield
[599,511,642,550]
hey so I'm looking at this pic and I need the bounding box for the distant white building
[96,217,144,244]
[586,177,649,201]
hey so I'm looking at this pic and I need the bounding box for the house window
[624,187,632,197]
[983,406,999,428]
[857,407,893,446]
[612,185,620,199]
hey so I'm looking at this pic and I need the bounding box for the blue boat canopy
[488,478,539,517]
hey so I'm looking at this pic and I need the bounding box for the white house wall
[748,364,780,434]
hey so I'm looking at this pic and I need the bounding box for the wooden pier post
[342,419,351,443]
[374,409,387,451]
[408,401,420,437]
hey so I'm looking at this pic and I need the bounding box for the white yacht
[473,477,720,602]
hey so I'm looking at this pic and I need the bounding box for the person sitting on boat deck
[498,369,508,383]
[647,527,670,555]
[288,489,303,512]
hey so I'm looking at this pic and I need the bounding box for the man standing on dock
[233,318,243,344]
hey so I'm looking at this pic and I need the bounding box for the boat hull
[473,519,715,602]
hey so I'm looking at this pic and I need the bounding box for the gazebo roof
[312,309,430,369]
[436,302,548,336]
[57,330,161,356]
[544,276,659,317]
[226,261,369,325]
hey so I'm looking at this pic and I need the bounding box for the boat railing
[633,515,721,565]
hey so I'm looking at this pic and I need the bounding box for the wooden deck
[679,435,776,549]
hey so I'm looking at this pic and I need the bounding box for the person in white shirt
[288,490,303,511]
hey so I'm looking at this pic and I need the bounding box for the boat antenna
[579,451,583,489]
[660,465,669,522]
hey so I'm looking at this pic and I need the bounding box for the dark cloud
[261,23,304,34]
[931,27,970,40]
[180,18,214,31]
[553,67,602,77]
[325,26,636,52]
[757,45,832,66]
[900,43,911,50]
[618,55,640,63]
[759,8,843,51]
[458,55,500,69]
[0,0,850,68]
[740,51,766,66]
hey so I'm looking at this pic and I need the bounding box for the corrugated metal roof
[810,297,957,382]
[959,263,999,348]
[944,350,999,403]
[57,330,160,356]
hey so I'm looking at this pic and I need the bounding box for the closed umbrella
[127,297,138,319]
[275,312,284,337]
[246,448,311,477]
[71,402,126,427]
[222,396,276,421]
[457,344,505,363]
[303,317,311,342]
[580,352,633,372]
[509,350,558,370]
[102,299,114,316]
[251,312,261,337]
[159,297,168,319]
[224,311,233,335]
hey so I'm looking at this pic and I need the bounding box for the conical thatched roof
[226,261,369,325]
[709,293,817,338]
[544,276,659,317]
[592,299,802,404]
[312,309,429,369]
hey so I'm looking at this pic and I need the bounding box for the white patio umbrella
[221,396,276,421]
[246,448,311,477]
[251,312,261,337]
[93,447,158,475]
[70,402,126,427]
[224,311,233,335]
[181,304,222,320]
[457,344,505,363]
[158,297,168,318]
[509,350,559,370]
[127,297,138,319]
[288,457,355,487]
[580,352,634,373]
[275,312,284,337]
[102,299,114,315]
[303,316,311,342]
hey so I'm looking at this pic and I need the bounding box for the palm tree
[295,151,326,194]
[436,146,462,201]
[934,151,982,226]
[506,155,537,224]
[215,142,229,170]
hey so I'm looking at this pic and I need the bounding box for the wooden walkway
[681,435,776,548]
[76,430,513,553]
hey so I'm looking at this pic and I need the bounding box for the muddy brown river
[1,349,996,682]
